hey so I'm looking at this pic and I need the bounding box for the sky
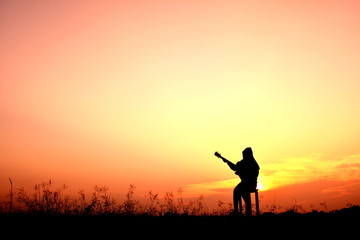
[1,0,360,211]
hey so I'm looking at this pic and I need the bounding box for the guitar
[214,151,229,163]
[215,152,240,176]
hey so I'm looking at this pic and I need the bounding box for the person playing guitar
[214,147,260,216]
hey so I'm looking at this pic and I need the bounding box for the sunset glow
[1,0,360,211]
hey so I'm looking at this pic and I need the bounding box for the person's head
[242,147,254,159]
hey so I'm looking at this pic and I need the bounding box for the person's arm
[226,160,237,171]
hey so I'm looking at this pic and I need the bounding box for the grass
[1,179,359,217]
[1,180,214,216]
[1,180,359,237]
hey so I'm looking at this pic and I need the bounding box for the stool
[239,189,260,216]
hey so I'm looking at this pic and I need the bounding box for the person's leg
[233,183,241,212]
[242,192,252,216]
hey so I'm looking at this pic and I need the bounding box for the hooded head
[242,147,254,160]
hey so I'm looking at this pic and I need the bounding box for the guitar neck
[217,155,228,163]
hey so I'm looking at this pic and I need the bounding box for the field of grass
[1,180,358,237]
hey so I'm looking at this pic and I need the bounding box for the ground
[1,209,358,238]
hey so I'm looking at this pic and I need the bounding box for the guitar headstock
[214,151,222,158]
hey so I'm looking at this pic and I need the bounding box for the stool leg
[239,196,242,215]
[248,194,252,216]
[255,190,260,216]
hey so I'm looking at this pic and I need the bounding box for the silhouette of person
[215,147,260,216]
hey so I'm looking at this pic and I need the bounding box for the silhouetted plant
[212,200,232,216]
[73,189,87,215]
[163,191,177,215]
[121,184,141,215]
[263,201,283,214]
[144,191,160,216]
[8,178,13,213]
[193,195,209,216]
[16,180,70,215]
[320,202,328,211]
[286,198,305,214]
[2,179,359,217]
[85,185,117,215]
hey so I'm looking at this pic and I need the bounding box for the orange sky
[1,0,360,211]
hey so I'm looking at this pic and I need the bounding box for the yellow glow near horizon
[256,182,264,191]
[185,154,360,198]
